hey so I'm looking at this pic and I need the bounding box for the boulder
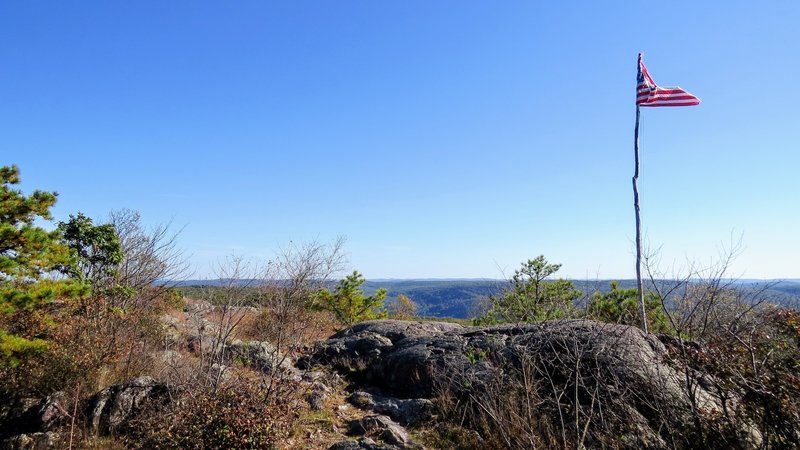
[347,392,433,426]
[184,300,212,316]
[227,339,293,373]
[309,320,716,402]
[0,431,61,450]
[347,415,410,448]
[186,334,222,355]
[87,377,169,436]
[308,319,763,449]
[159,314,180,329]
[208,363,231,384]
[196,319,220,336]
[158,314,183,346]
[328,437,399,450]
[306,381,331,411]
[0,392,68,438]
[299,320,462,376]
[337,320,464,343]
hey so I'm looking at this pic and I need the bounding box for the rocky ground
[1,302,767,449]
[1,301,440,450]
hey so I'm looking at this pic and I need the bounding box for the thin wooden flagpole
[633,103,648,333]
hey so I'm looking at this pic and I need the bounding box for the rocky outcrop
[298,320,463,381]
[307,319,762,449]
[347,415,412,447]
[0,432,62,450]
[227,339,294,373]
[0,393,68,438]
[307,381,331,411]
[329,414,424,450]
[87,376,169,436]
[1,380,170,448]
[308,320,705,399]
[328,437,400,450]
[184,300,213,316]
[347,392,433,426]
[0,393,70,449]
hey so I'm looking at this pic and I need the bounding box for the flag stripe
[639,97,700,104]
[638,93,700,105]
[637,92,698,100]
[637,90,697,97]
[637,95,698,100]
[638,96,699,102]
[640,101,700,107]
[637,87,691,95]
[636,54,699,107]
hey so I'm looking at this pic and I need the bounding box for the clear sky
[2,1,798,280]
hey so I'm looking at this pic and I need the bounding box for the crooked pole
[633,105,648,333]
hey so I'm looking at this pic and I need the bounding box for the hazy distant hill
[173,278,800,320]
[364,279,800,319]
[362,279,505,318]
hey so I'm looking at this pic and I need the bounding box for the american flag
[636,53,700,107]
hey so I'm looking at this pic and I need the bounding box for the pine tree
[317,271,386,327]
[475,255,581,324]
[0,165,86,367]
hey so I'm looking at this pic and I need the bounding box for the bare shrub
[249,238,347,403]
[107,209,188,304]
[253,238,346,352]
[643,239,799,447]
[168,239,346,399]
[125,379,298,449]
[184,256,258,390]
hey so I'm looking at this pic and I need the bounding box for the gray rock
[328,440,362,450]
[34,392,68,432]
[159,314,180,329]
[216,305,259,315]
[301,320,463,374]
[328,437,399,450]
[208,363,231,384]
[1,398,41,437]
[186,334,222,355]
[306,381,331,411]
[309,319,762,449]
[310,320,715,401]
[347,392,433,426]
[87,376,169,436]
[0,432,61,450]
[184,300,212,316]
[227,339,294,373]
[328,437,402,450]
[0,393,68,438]
[196,319,220,336]
[158,315,183,346]
[348,415,409,447]
[335,320,464,343]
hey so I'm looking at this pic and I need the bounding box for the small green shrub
[587,281,672,333]
[473,256,581,325]
[316,271,387,327]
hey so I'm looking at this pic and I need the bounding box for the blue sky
[2,1,798,279]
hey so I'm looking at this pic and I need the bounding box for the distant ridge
[369,278,502,282]
[172,278,800,319]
